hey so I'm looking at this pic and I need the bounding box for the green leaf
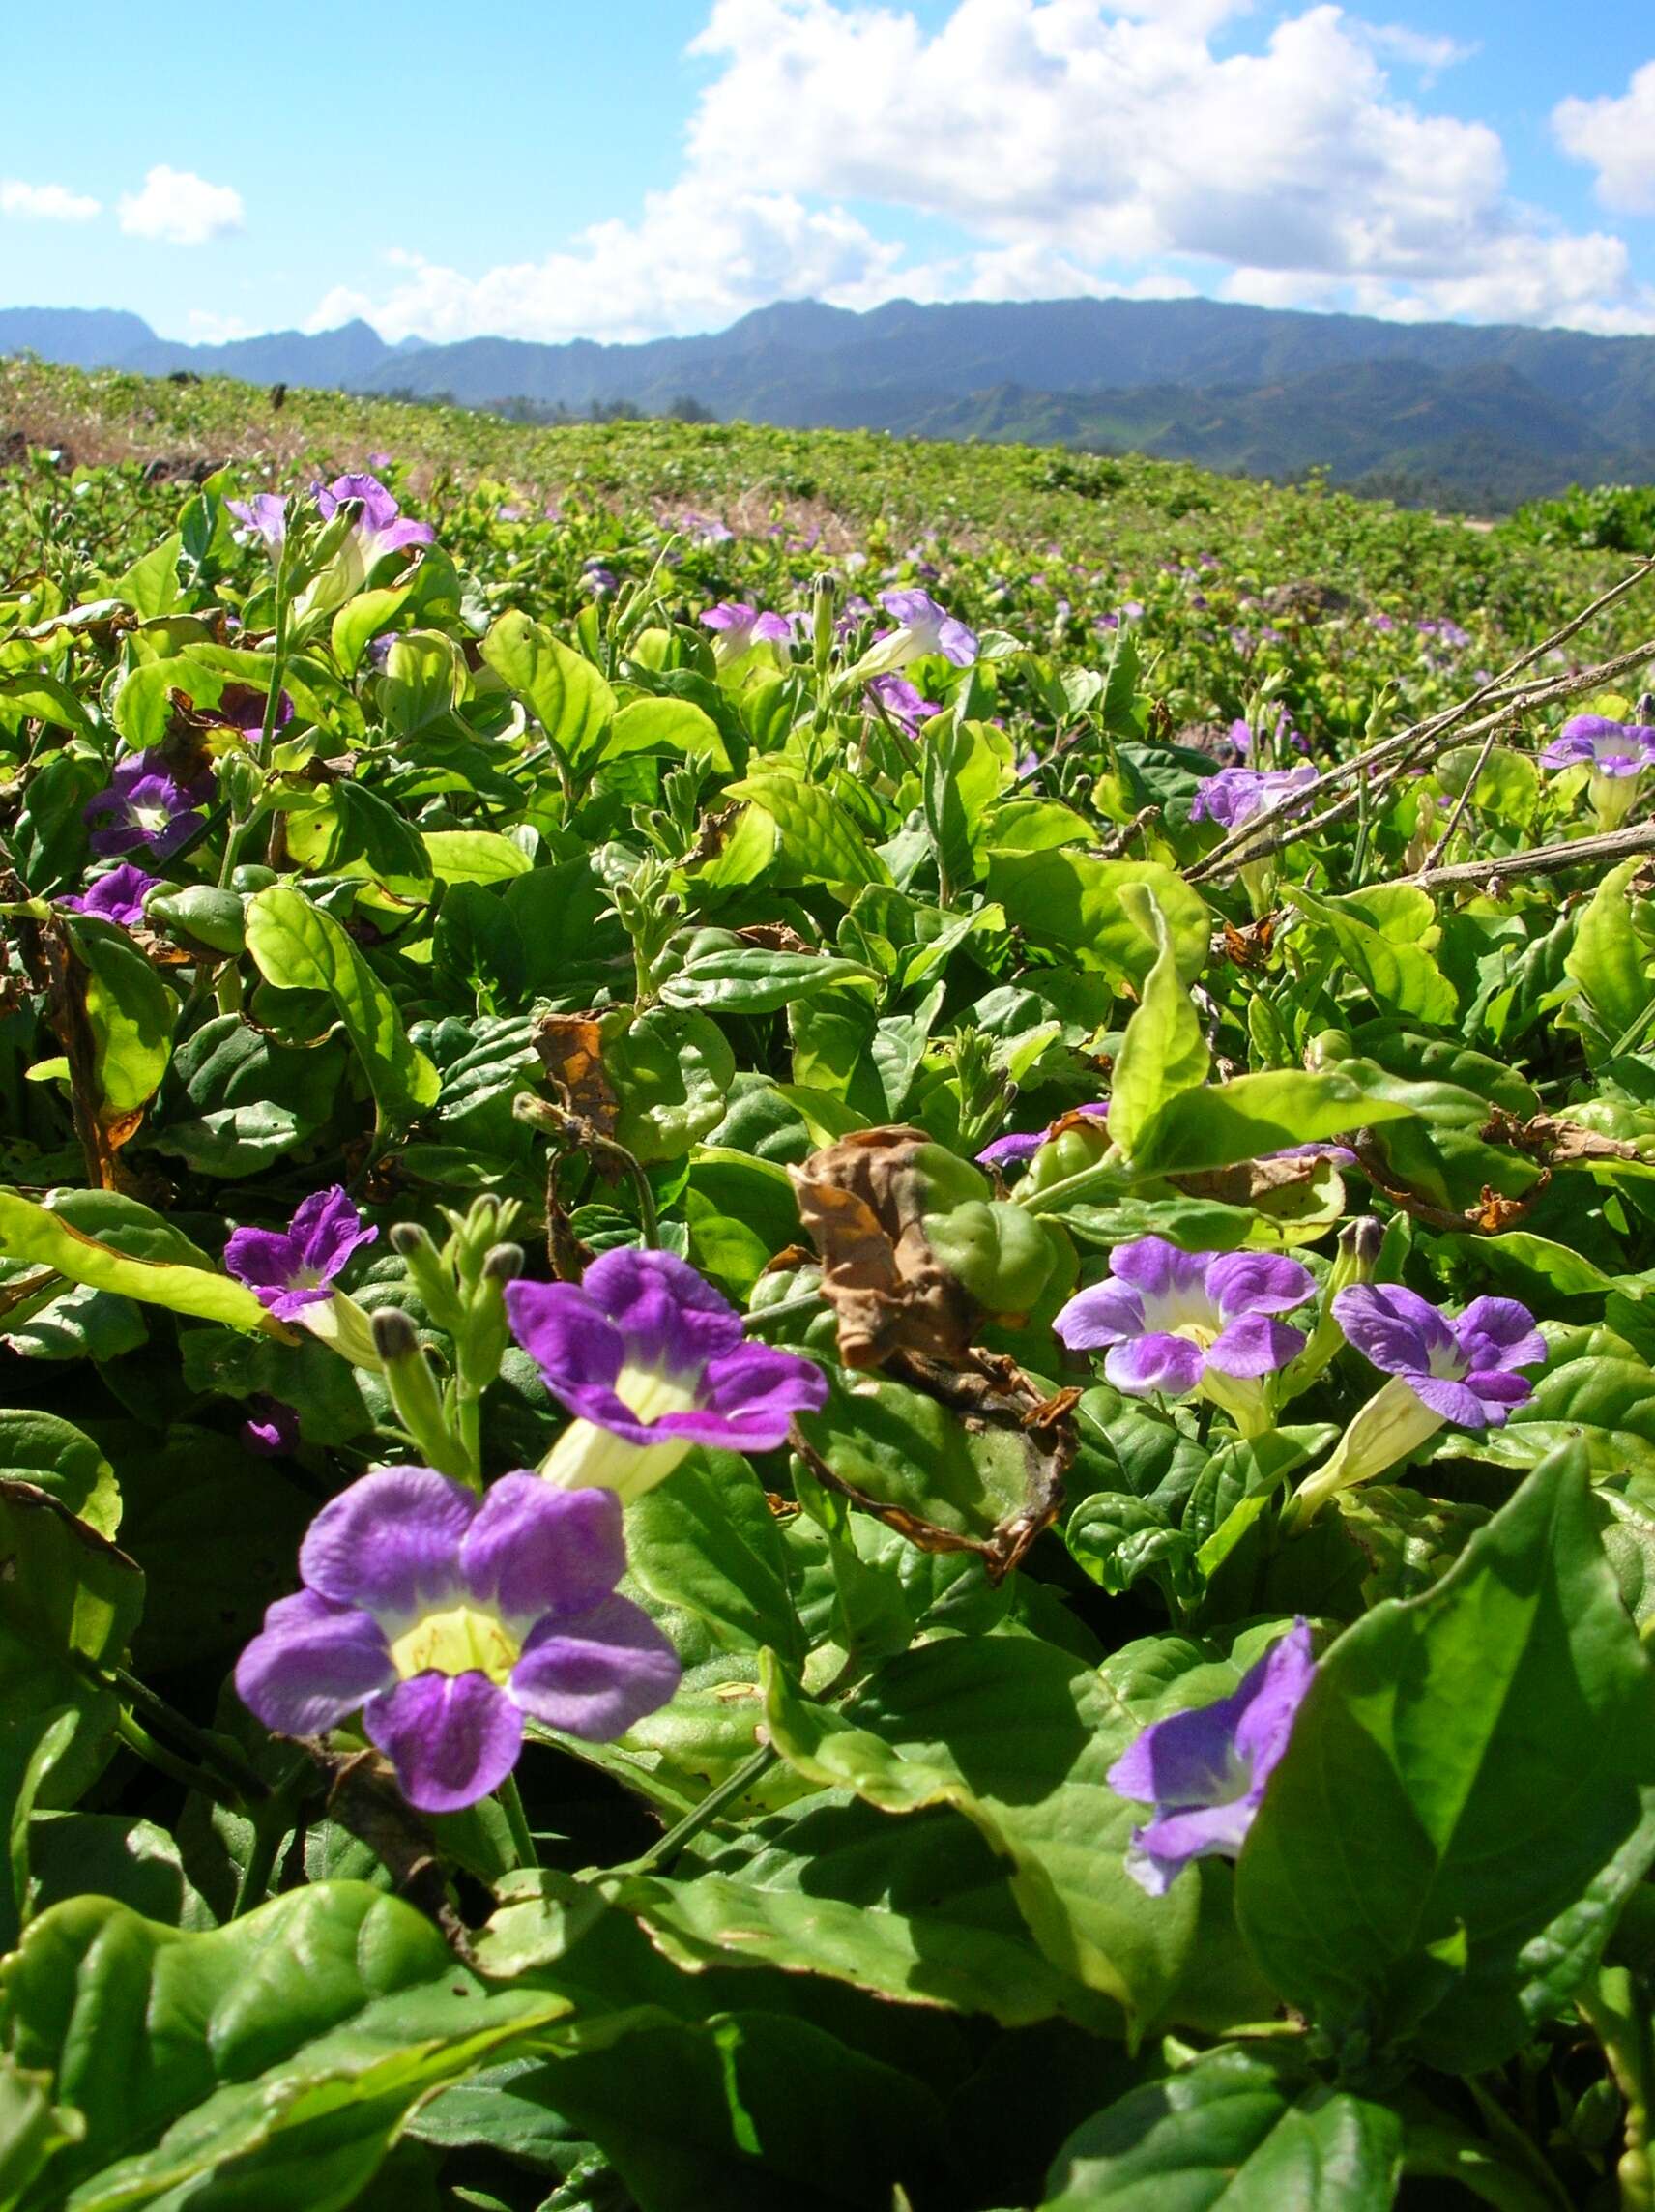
[481,610,616,771]
[421,830,532,886]
[0,1414,118,1537]
[1437,1324,1655,1479]
[1129,1069,1420,1179]
[0,1479,143,1809]
[607,695,724,763]
[0,1189,271,1331]
[1565,857,1653,1044]
[611,1790,1111,2027]
[658,946,879,1015]
[1042,2045,1402,2211]
[64,917,174,1119]
[1109,884,1209,1159]
[0,1885,574,2212]
[625,1451,805,1663]
[721,772,889,889]
[245,885,440,1127]
[1291,886,1458,1026]
[764,1636,1222,2030]
[0,2052,83,2211]
[987,852,1209,986]
[1236,1444,1655,2072]
[608,1007,736,1164]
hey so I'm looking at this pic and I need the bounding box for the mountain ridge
[5,295,1654,508]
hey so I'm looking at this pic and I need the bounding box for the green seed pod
[923,1197,1059,1317]
[909,1142,992,1213]
[1021,1114,1115,1196]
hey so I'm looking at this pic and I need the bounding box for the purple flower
[507,1248,828,1501]
[1417,617,1471,649]
[59,862,158,929]
[1109,1620,1316,1894]
[581,564,618,597]
[84,753,213,859]
[243,1397,301,1458]
[700,601,792,666]
[977,1101,1110,1171]
[866,673,941,734]
[1269,1141,1357,1168]
[215,682,295,740]
[314,472,435,567]
[226,493,288,557]
[869,588,977,669]
[1540,715,1655,778]
[1332,1284,1544,1429]
[225,1186,379,1323]
[234,1468,681,1812]
[1055,1237,1315,1418]
[1189,764,1317,831]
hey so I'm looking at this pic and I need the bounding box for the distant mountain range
[6,296,1655,509]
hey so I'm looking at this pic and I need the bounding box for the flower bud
[370,1306,421,1361]
[390,1222,436,1261]
[1336,1214,1384,1274]
[371,1307,474,1484]
[483,1242,525,1283]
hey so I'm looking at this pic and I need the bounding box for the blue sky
[3,0,1652,343]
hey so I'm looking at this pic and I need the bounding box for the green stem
[742,1289,827,1335]
[115,1709,239,1808]
[619,1743,778,1879]
[498,1772,539,1871]
[113,1667,271,1802]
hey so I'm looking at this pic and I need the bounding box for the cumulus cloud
[0,180,100,221]
[118,165,243,247]
[1554,63,1655,217]
[314,0,1655,340]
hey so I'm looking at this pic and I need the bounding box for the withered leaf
[533,1012,621,1138]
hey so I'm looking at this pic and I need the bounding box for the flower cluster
[236,1468,680,1812]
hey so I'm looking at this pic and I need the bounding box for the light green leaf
[421,830,532,885]
[0,1414,118,1537]
[480,610,616,771]
[245,885,440,1126]
[66,917,174,1118]
[1128,1068,1420,1179]
[1565,858,1653,1044]
[722,772,889,889]
[1109,883,1209,1160]
[626,1451,805,1662]
[0,1189,271,1331]
[1291,886,1458,1026]
[987,852,1209,986]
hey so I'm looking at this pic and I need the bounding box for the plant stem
[498,1772,539,1871]
[114,1709,239,1808]
[742,1288,827,1334]
[619,1742,778,1878]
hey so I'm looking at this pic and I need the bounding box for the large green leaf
[1109,884,1209,1160]
[1041,2045,1402,2211]
[1564,857,1653,1044]
[1291,886,1458,1027]
[987,852,1209,986]
[0,1189,271,1332]
[65,917,174,1120]
[1127,1068,1420,1179]
[1236,1445,1655,2073]
[245,885,439,1127]
[0,1885,575,2212]
[1436,1324,1655,1479]
[626,1450,805,1663]
[480,610,616,771]
[762,1634,1245,2032]
[0,1480,143,1809]
[0,1413,118,1537]
[612,1790,1113,2028]
[722,772,889,889]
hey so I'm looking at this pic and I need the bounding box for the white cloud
[315,0,1655,341]
[186,309,253,343]
[117,165,243,247]
[0,180,100,221]
[1554,63,1655,216]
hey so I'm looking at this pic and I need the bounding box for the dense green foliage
[4,372,1655,2212]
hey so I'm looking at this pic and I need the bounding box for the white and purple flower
[84,753,213,859]
[1109,1620,1316,1894]
[226,493,288,558]
[1055,1237,1315,1432]
[1540,713,1655,829]
[849,589,978,684]
[1288,1285,1546,1525]
[506,1248,828,1502]
[1189,764,1317,831]
[314,471,435,568]
[225,1185,379,1324]
[699,601,792,668]
[59,862,159,929]
[234,1468,681,1812]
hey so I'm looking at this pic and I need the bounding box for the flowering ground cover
[5,372,1655,2209]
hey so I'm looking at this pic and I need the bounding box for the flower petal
[1205,1313,1306,1379]
[1109,1696,1244,1809]
[363,1673,523,1814]
[1124,1799,1259,1894]
[291,1185,378,1280]
[235,1589,392,1736]
[505,1280,626,1397]
[1333,1283,1456,1377]
[1455,1297,1546,1373]
[1109,1238,1212,1302]
[299,1465,475,1617]
[695,1341,828,1450]
[459,1475,625,1622]
[1053,1279,1146,1350]
[223,1224,301,1295]
[1231,1621,1317,1789]
[580,1247,745,1368]
[1408,1372,1491,1428]
[1205,1251,1316,1321]
[1104,1332,1205,1397]
[510,1594,682,1740]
